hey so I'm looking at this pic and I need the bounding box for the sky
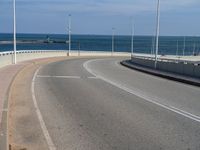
[0,0,200,36]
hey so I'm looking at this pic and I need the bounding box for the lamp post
[176,40,179,57]
[13,0,17,64]
[193,41,196,56]
[151,36,155,55]
[68,14,71,56]
[78,42,80,56]
[131,20,134,56]
[183,36,186,56]
[155,0,161,69]
[112,27,115,56]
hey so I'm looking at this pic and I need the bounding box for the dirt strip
[0,64,26,150]
[0,65,25,126]
[7,57,71,150]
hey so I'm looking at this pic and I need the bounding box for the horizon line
[0,32,199,37]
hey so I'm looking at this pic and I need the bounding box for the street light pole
[176,40,179,57]
[183,36,185,56]
[193,42,196,56]
[151,36,155,55]
[13,0,17,64]
[131,20,134,56]
[112,27,115,56]
[155,0,161,69]
[68,14,71,56]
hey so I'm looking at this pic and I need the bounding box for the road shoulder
[0,64,29,150]
[7,57,68,150]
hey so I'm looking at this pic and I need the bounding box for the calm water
[0,33,200,55]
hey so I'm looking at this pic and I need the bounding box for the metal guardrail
[0,50,69,68]
[131,55,200,79]
[0,50,130,69]
[0,50,67,56]
[0,50,130,56]
[132,55,200,65]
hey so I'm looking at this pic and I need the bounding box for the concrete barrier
[0,50,68,68]
[0,50,130,69]
[0,54,13,68]
[194,64,200,78]
[131,56,200,79]
[130,57,155,68]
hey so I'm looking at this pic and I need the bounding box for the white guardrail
[0,50,131,68]
[131,54,200,78]
[132,53,200,65]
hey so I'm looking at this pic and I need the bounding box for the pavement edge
[121,60,200,87]
[0,64,28,150]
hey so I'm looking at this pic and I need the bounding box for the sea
[0,33,200,56]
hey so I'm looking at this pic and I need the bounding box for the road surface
[33,57,200,150]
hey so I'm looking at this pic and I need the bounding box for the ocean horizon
[0,33,200,56]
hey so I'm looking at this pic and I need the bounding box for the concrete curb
[7,63,31,150]
[7,57,74,150]
[121,60,200,87]
[0,57,69,150]
[6,56,109,150]
[0,65,27,150]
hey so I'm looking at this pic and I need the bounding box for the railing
[131,54,200,78]
[0,50,130,68]
[0,50,66,56]
[132,54,200,65]
[0,50,69,68]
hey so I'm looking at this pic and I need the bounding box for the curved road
[34,57,200,150]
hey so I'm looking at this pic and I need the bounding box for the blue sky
[0,0,200,35]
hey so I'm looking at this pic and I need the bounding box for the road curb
[0,63,29,150]
[0,56,93,150]
[2,57,63,150]
[121,60,200,87]
[6,58,65,150]
[6,56,83,150]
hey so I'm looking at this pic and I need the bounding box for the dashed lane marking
[37,75,81,79]
[87,76,99,79]
[32,67,56,150]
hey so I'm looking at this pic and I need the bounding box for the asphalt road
[34,57,200,150]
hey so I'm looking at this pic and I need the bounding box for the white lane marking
[32,67,56,150]
[2,109,8,112]
[83,59,200,123]
[37,75,81,79]
[114,60,120,66]
[87,76,99,79]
